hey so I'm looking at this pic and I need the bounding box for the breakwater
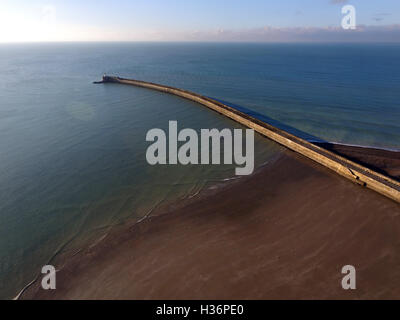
[98,75,400,203]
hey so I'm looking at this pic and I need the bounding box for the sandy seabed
[22,145,400,299]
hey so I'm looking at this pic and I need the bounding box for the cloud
[372,13,391,22]
[3,24,400,42]
[330,0,348,4]
[172,25,400,43]
[1,7,398,43]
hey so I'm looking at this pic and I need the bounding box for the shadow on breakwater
[212,98,327,144]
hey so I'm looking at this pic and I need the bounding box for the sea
[0,42,399,298]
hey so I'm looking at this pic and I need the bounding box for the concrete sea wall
[101,76,400,203]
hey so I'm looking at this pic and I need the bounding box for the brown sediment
[315,142,400,181]
[22,146,400,300]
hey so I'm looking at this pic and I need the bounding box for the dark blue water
[0,43,399,298]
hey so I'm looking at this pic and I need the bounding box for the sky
[0,0,399,42]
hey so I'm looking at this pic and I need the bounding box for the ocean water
[0,42,399,298]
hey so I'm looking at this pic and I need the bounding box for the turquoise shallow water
[0,43,399,298]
